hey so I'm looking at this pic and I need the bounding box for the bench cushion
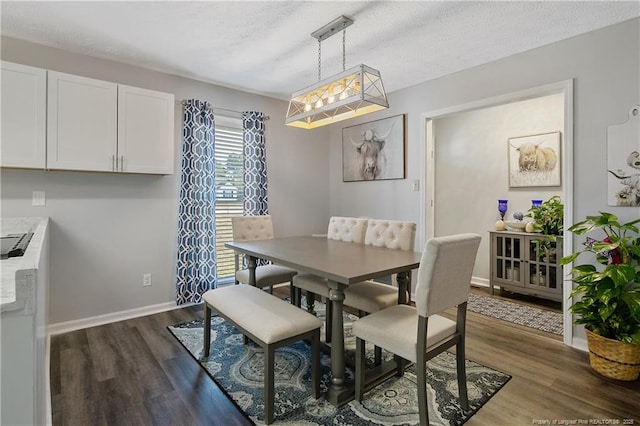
[203,285,322,344]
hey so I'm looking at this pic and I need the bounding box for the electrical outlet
[143,273,152,287]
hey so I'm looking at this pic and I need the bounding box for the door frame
[420,79,574,347]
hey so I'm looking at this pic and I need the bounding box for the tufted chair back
[364,219,416,251]
[326,216,368,244]
[232,215,274,242]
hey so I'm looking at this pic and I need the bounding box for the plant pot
[585,328,640,381]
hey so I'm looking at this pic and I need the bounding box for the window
[215,118,244,284]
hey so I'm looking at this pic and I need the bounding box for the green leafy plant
[526,195,564,236]
[560,212,640,344]
[526,195,564,260]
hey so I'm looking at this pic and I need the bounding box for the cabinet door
[47,71,117,172]
[117,85,174,174]
[524,236,562,300]
[491,233,524,287]
[1,62,46,169]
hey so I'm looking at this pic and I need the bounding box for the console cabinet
[489,231,563,302]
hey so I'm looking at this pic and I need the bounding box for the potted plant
[526,195,563,236]
[560,212,640,380]
[526,195,564,261]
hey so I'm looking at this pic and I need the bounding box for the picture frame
[606,105,639,207]
[342,114,406,182]
[508,131,561,188]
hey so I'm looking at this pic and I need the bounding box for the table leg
[327,280,347,405]
[396,271,411,305]
[248,256,257,287]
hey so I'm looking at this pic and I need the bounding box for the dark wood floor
[50,286,640,426]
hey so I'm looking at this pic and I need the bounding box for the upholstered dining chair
[231,215,298,296]
[291,216,368,323]
[292,218,415,348]
[352,233,481,426]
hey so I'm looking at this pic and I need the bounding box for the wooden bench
[202,284,323,424]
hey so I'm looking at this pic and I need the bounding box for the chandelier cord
[317,39,322,81]
[342,28,346,71]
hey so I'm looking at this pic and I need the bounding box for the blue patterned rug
[168,301,510,425]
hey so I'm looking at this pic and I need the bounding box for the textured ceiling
[1,1,639,100]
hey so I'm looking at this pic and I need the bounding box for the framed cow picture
[342,114,406,182]
[508,131,561,188]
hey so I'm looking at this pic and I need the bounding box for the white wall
[0,37,331,325]
[327,19,639,346]
[434,94,564,282]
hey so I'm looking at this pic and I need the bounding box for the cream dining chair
[291,216,368,320]
[352,233,481,426]
[231,215,298,296]
[292,218,415,348]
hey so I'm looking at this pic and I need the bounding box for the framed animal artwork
[508,131,561,188]
[607,105,639,207]
[342,114,406,182]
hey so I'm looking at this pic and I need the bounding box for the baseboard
[572,336,588,352]
[47,301,187,335]
[471,277,489,288]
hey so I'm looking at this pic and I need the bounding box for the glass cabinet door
[494,234,522,285]
[526,237,560,291]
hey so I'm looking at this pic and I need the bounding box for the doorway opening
[421,80,574,346]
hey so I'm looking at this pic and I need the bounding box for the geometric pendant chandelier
[285,16,389,130]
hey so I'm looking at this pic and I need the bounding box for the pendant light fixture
[285,15,389,130]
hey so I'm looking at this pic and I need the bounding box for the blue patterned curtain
[242,111,269,215]
[176,100,217,305]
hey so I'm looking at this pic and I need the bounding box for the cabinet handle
[120,155,124,172]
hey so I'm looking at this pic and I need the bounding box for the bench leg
[203,304,212,358]
[311,329,320,399]
[355,337,366,401]
[264,345,275,424]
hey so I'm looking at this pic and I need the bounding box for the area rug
[467,293,563,335]
[168,301,511,425]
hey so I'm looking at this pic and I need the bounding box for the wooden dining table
[225,235,422,406]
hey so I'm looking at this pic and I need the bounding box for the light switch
[32,191,45,206]
[412,180,420,191]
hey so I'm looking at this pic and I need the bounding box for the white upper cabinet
[118,85,174,174]
[45,71,174,174]
[1,62,47,169]
[47,71,118,172]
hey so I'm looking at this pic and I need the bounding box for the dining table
[225,235,422,406]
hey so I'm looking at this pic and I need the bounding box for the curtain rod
[179,100,270,120]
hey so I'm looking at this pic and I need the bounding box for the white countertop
[1,217,48,312]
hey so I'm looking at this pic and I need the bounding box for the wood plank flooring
[50,287,640,425]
